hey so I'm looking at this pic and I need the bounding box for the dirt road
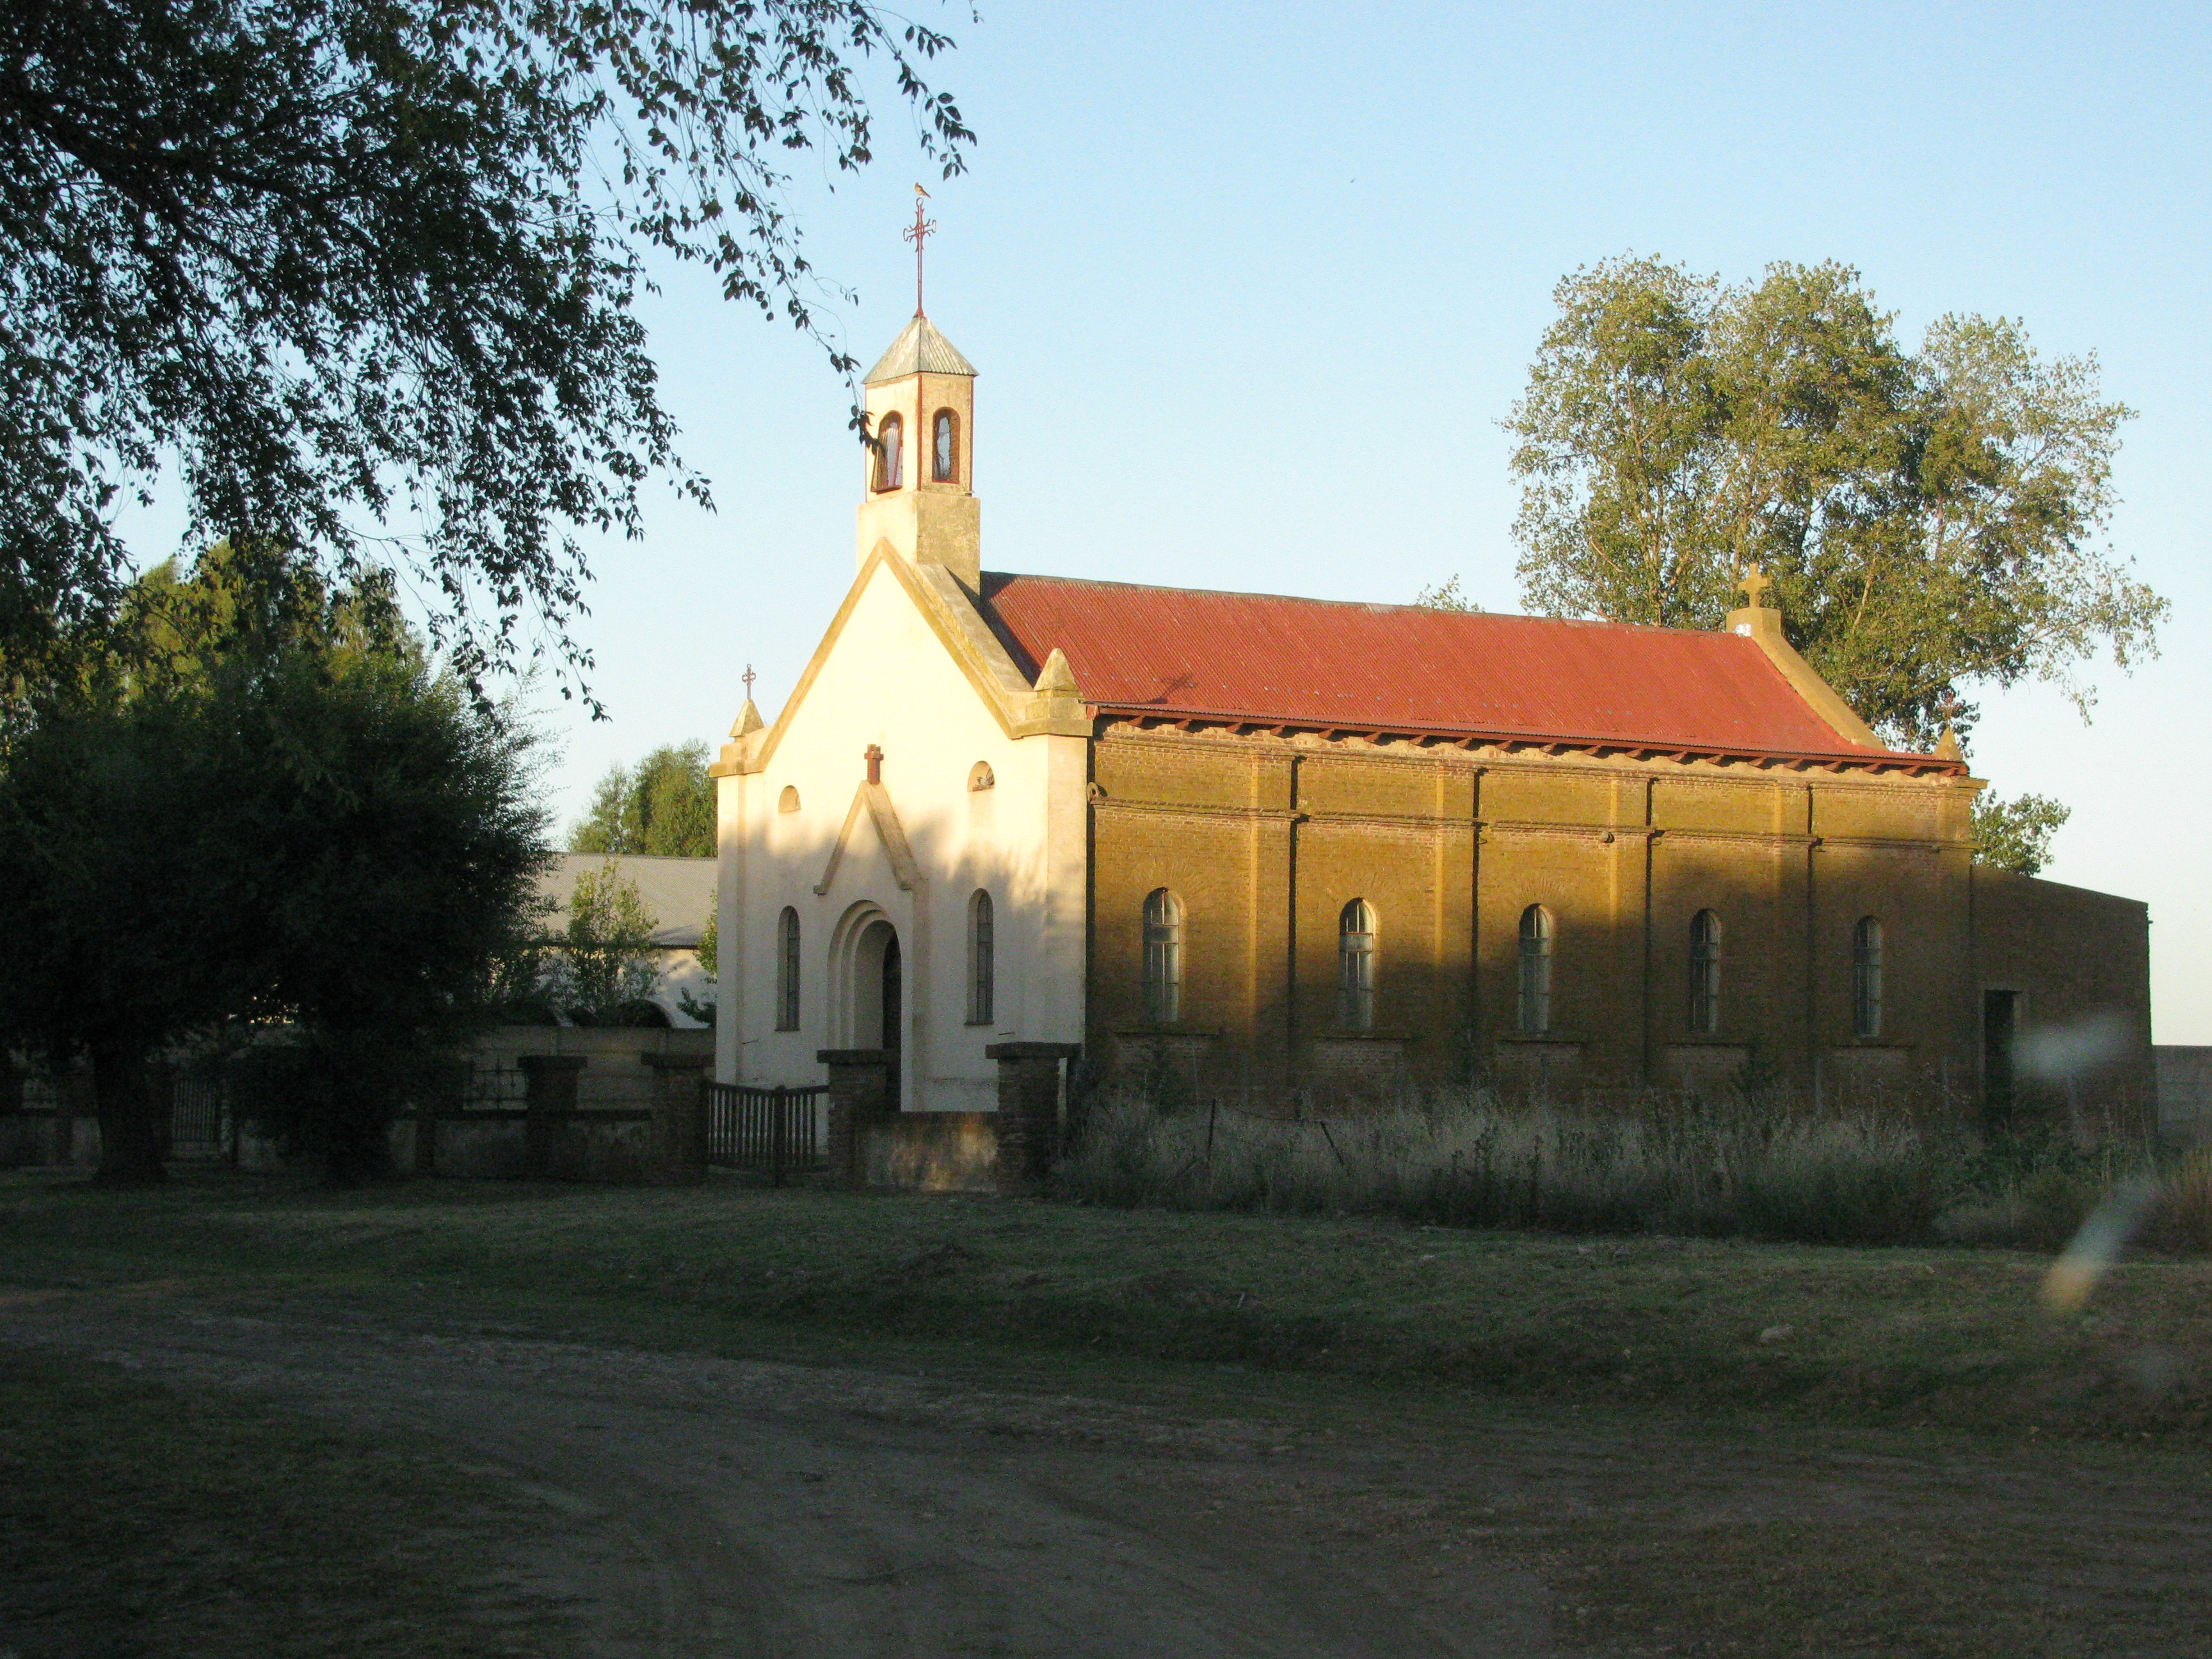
[6,1290,2208,1657]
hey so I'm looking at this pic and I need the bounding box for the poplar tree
[1507,257,2165,750]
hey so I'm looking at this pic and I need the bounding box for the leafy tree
[0,689,246,1183]
[1508,256,2165,748]
[1,0,973,710]
[0,556,550,1183]
[1972,791,2071,878]
[568,742,714,856]
[1412,575,1482,613]
[546,861,661,1022]
[676,906,718,1026]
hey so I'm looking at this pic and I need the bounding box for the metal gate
[703,1082,825,1183]
[168,1074,232,1163]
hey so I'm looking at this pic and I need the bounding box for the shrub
[1055,1087,2202,1253]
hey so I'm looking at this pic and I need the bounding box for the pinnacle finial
[1035,647,1079,697]
[1934,688,1964,760]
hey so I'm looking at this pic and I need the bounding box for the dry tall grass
[1055,1087,2212,1252]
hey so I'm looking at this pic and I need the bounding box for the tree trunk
[90,1039,165,1187]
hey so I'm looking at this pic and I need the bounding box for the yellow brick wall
[1086,726,2151,1122]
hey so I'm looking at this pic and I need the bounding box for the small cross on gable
[1737,565,1772,609]
[864,743,884,785]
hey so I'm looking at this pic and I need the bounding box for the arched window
[966,890,995,1025]
[1853,916,1884,1038]
[775,907,801,1031]
[1338,899,1377,1030]
[1688,910,1722,1034]
[932,408,958,483]
[778,785,800,813]
[874,413,903,491]
[1518,905,1553,1034]
[1142,888,1183,1023]
[968,760,995,791]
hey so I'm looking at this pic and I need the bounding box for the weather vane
[903,184,936,316]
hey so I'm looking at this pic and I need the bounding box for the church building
[711,307,2154,1126]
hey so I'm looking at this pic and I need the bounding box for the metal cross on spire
[741,662,757,699]
[903,184,937,316]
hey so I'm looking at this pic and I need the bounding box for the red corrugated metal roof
[979,572,1931,766]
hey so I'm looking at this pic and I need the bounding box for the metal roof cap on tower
[863,314,977,385]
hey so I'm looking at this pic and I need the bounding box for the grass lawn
[1,1167,2205,1441]
[5,1170,2211,1656]
[0,1347,570,1658]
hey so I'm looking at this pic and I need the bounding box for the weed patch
[1055,1090,2207,1252]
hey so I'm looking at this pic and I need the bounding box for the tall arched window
[1688,910,1722,1034]
[967,890,995,1025]
[776,907,801,1031]
[1518,905,1553,1034]
[932,408,958,483]
[1853,916,1884,1038]
[874,413,903,491]
[1338,899,1377,1030]
[1142,888,1183,1023]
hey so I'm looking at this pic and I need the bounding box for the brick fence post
[517,1054,586,1178]
[59,1059,97,1167]
[985,1043,1084,1182]
[817,1048,892,1189]
[415,1059,467,1177]
[641,1052,711,1184]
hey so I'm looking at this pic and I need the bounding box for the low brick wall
[399,1112,657,1182]
[0,1112,98,1169]
[396,1028,711,1184]
[858,1112,1011,1193]
[828,1041,1080,1194]
[466,1026,712,1110]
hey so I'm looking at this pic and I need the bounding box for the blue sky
[172,3,2212,1037]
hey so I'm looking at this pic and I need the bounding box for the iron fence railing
[703,1082,825,1183]
[168,1074,230,1160]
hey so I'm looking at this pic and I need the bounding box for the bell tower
[855,191,980,588]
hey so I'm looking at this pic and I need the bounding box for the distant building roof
[539,854,716,949]
[863,314,977,385]
[979,572,1942,770]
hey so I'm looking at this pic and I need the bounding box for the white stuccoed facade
[710,314,1089,1109]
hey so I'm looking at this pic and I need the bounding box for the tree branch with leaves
[0,0,974,714]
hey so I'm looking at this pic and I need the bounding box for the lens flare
[2040,1176,2156,1314]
